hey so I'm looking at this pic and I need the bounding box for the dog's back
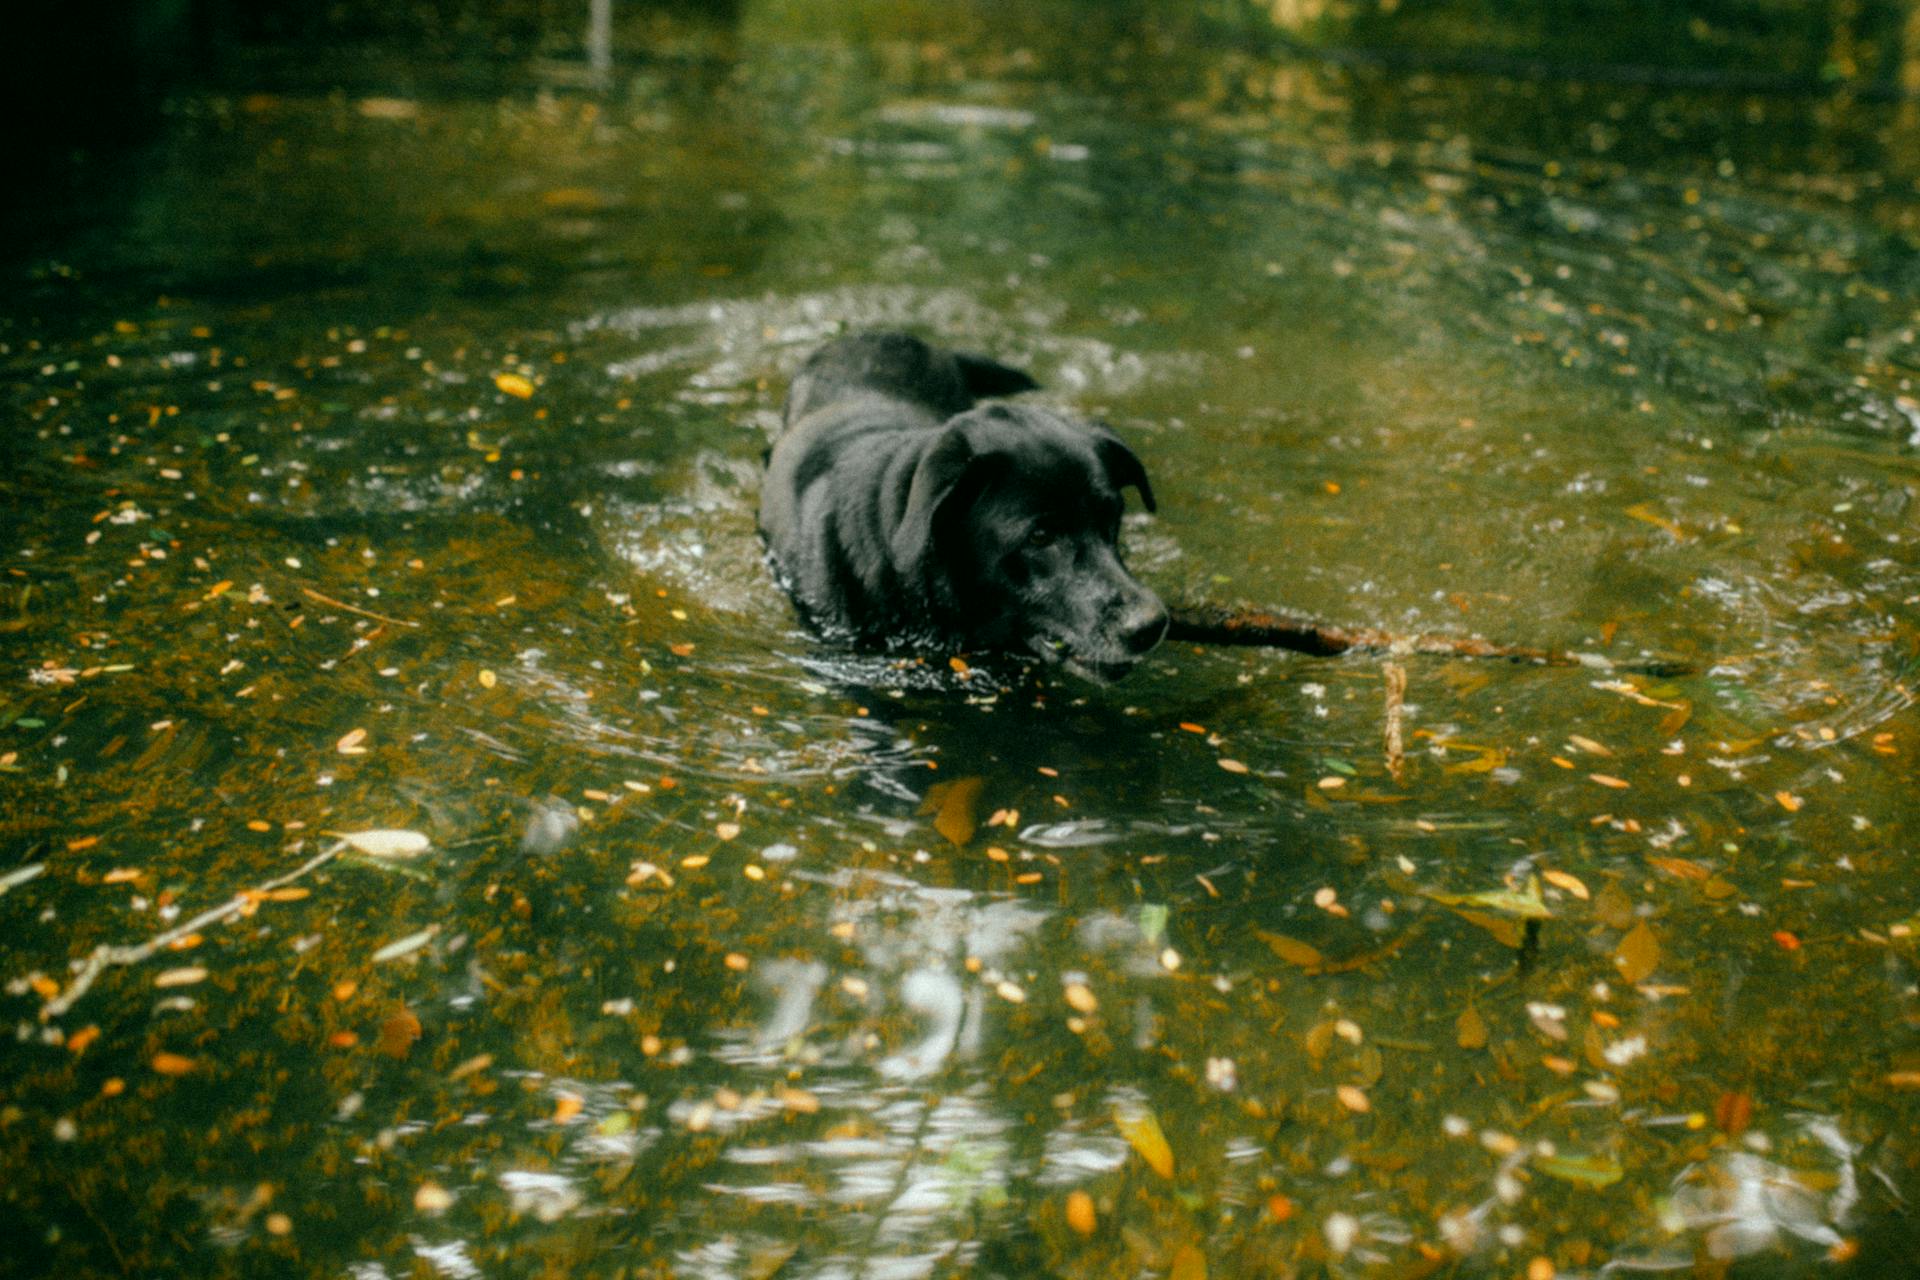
[780,332,1037,429]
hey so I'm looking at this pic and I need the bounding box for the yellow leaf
[1456,1005,1488,1050]
[493,372,535,399]
[1624,501,1687,540]
[1615,920,1660,983]
[1542,869,1589,900]
[1113,1103,1174,1179]
[1169,1244,1207,1280]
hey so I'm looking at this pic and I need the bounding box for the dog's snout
[1121,603,1169,656]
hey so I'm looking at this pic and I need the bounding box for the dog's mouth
[1031,635,1142,684]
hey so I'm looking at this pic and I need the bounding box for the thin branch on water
[42,843,345,1020]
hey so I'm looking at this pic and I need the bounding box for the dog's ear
[1091,424,1156,514]
[890,424,980,579]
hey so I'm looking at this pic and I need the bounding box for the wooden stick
[1165,604,1694,677]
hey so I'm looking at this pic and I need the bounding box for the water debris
[1383,660,1407,784]
[371,925,440,964]
[0,863,46,895]
[40,843,346,1017]
[413,1182,454,1214]
[335,829,431,858]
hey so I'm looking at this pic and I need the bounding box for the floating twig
[42,843,344,1019]
[1165,603,1694,677]
[300,587,421,629]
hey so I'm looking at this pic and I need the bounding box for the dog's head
[890,403,1168,681]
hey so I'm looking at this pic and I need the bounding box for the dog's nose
[1121,606,1170,656]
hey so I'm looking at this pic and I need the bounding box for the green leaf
[1420,876,1553,920]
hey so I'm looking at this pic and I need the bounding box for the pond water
[5,4,1920,1276]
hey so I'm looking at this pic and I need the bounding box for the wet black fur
[759,333,1168,680]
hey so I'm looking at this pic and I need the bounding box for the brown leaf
[1594,880,1637,930]
[378,1006,423,1059]
[1456,1005,1489,1050]
[1255,930,1326,971]
[1714,1090,1753,1136]
[1647,856,1711,881]
[1453,907,1527,949]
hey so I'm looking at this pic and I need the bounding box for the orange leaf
[1064,1189,1097,1236]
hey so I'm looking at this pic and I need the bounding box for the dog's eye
[1026,525,1057,550]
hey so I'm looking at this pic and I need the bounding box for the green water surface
[4,4,1919,1276]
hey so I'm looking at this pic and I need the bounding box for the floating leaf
[1534,1150,1624,1187]
[493,372,535,399]
[1169,1244,1207,1280]
[1453,908,1528,949]
[1336,1084,1371,1113]
[151,1052,196,1076]
[1615,920,1660,982]
[0,863,46,895]
[1065,1189,1097,1237]
[1456,1005,1489,1050]
[1421,878,1553,920]
[1255,930,1326,971]
[1136,903,1169,945]
[1594,880,1637,930]
[922,776,985,846]
[1113,1103,1174,1179]
[372,925,439,963]
[337,829,431,858]
[1542,869,1590,900]
[378,1007,422,1059]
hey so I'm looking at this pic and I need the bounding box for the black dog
[759,333,1168,680]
